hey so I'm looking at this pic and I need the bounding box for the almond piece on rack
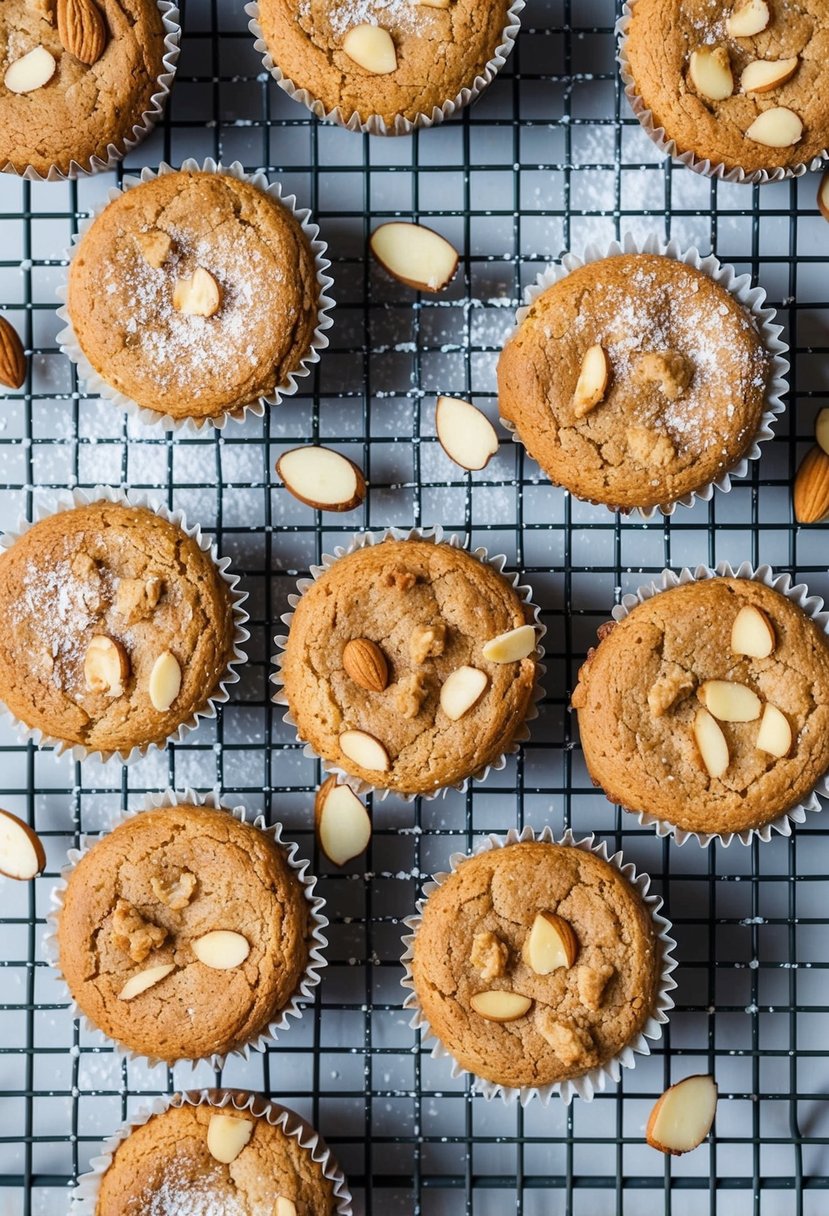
[699,679,762,722]
[816,406,829,455]
[0,809,45,881]
[117,962,176,1002]
[339,729,391,772]
[726,0,770,36]
[525,911,579,975]
[646,1075,718,1155]
[84,635,129,697]
[435,395,499,471]
[731,604,775,658]
[0,317,26,390]
[482,623,536,663]
[276,1201,297,1216]
[342,24,397,74]
[745,106,802,147]
[794,446,829,524]
[756,702,792,758]
[694,707,730,779]
[192,930,251,970]
[740,57,799,93]
[819,173,829,223]
[343,638,389,693]
[57,0,108,65]
[315,776,371,866]
[4,47,57,94]
[276,446,366,512]
[148,650,182,711]
[439,665,488,721]
[135,229,173,269]
[572,344,610,418]
[173,267,222,318]
[689,46,734,102]
[370,222,459,293]
[206,1114,254,1165]
[470,991,532,1022]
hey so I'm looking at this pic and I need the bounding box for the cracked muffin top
[572,577,829,838]
[279,538,539,796]
[66,170,319,423]
[0,0,169,177]
[255,0,514,128]
[624,0,829,175]
[410,841,660,1090]
[0,500,236,757]
[57,805,311,1063]
[497,253,771,512]
[95,1100,338,1215]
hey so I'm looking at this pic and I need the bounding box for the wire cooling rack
[0,0,828,1212]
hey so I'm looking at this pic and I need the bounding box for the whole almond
[343,638,389,692]
[794,445,829,524]
[57,0,107,65]
[0,317,25,390]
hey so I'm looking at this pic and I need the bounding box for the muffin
[497,252,773,512]
[90,1095,345,1215]
[621,0,829,178]
[252,0,519,131]
[572,575,829,841]
[0,0,177,178]
[55,804,316,1063]
[407,838,662,1092]
[0,497,241,759]
[276,536,541,797]
[63,167,325,426]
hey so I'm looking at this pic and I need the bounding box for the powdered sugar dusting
[300,0,423,39]
[138,1158,246,1216]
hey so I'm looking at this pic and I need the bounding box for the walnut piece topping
[535,1012,598,1066]
[150,869,197,910]
[395,671,429,719]
[71,551,103,611]
[410,621,447,664]
[635,351,693,400]
[647,663,695,718]
[383,566,417,591]
[626,426,676,468]
[577,962,614,1011]
[135,230,173,269]
[470,929,509,981]
[115,576,163,625]
[111,899,167,963]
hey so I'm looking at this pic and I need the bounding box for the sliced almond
[794,446,829,524]
[756,703,792,758]
[482,624,536,663]
[731,604,775,658]
[439,665,488,721]
[525,911,578,975]
[740,57,799,93]
[572,344,610,418]
[315,776,371,866]
[689,46,734,102]
[412,0,451,6]
[148,650,181,712]
[277,446,366,512]
[745,106,802,148]
[342,24,397,74]
[699,679,762,722]
[84,635,129,697]
[0,808,45,881]
[192,929,250,970]
[435,395,499,471]
[816,406,829,455]
[342,638,389,693]
[276,1201,297,1216]
[135,229,173,269]
[369,222,459,293]
[206,1114,254,1165]
[469,990,532,1023]
[173,267,222,318]
[4,47,57,94]
[694,707,730,779]
[339,729,391,772]
[818,172,829,223]
[646,1075,718,1155]
[726,0,770,36]
[117,962,176,1002]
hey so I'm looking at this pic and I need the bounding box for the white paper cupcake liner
[0,484,249,765]
[604,561,829,848]
[246,0,524,136]
[271,525,546,801]
[501,231,789,519]
[55,157,335,433]
[616,1,829,185]
[72,1087,352,1214]
[45,788,329,1071]
[400,824,677,1106]
[2,2,181,183]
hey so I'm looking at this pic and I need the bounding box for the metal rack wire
[0,0,828,1211]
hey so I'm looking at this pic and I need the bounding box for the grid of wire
[0,0,828,1212]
